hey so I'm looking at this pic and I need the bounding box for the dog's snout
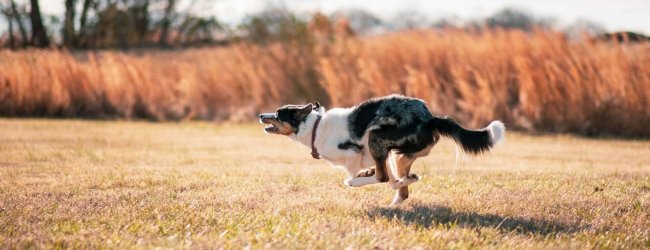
[259,113,276,124]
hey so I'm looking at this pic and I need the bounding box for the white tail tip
[487,120,505,145]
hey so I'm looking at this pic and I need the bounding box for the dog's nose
[259,114,263,119]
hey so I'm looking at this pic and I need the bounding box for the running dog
[259,95,505,205]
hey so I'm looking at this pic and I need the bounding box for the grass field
[0,119,649,249]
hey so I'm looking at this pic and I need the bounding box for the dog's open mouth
[264,124,278,133]
[259,113,279,133]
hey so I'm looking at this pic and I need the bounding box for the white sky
[3,0,650,34]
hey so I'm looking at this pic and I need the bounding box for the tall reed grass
[1,29,648,136]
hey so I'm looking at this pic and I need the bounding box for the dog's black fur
[345,95,495,182]
[276,104,312,134]
[262,95,497,183]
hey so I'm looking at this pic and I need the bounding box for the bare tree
[9,0,28,46]
[77,0,93,46]
[132,0,150,43]
[159,0,176,46]
[565,19,606,38]
[79,0,93,32]
[1,0,225,49]
[390,10,429,30]
[484,8,554,31]
[331,9,383,35]
[63,0,76,46]
[6,13,15,48]
[29,0,50,47]
[1,4,16,48]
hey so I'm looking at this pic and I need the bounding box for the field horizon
[1,119,648,249]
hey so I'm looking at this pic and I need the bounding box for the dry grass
[1,29,649,136]
[0,119,648,249]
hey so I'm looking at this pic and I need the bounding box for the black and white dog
[259,95,505,205]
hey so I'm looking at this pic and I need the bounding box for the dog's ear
[313,101,321,110]
[295,103,313,121]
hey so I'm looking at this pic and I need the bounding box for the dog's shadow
[366,204,585,235]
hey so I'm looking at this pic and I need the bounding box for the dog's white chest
[291,108,375,171]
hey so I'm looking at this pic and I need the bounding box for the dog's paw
[406,173,419,181]
[356,168,375,177]
[390,196,405,206]
[390,174,420,189]
[344,178,359,187]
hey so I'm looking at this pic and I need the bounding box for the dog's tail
[426,117,505,155]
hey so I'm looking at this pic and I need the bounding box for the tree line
[0,1,632,50]
[1,0,224,49]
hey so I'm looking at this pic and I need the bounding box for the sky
[3,0,650,34]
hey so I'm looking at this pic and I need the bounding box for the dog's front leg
[342,157,381,187]
[344,176,382,187]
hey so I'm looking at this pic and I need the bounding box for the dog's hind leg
[393,187,409,206]
[389,144,433,205]
[368,136,390,183]
[388,153,419,205]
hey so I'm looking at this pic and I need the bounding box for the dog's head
[259,102,322,135]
